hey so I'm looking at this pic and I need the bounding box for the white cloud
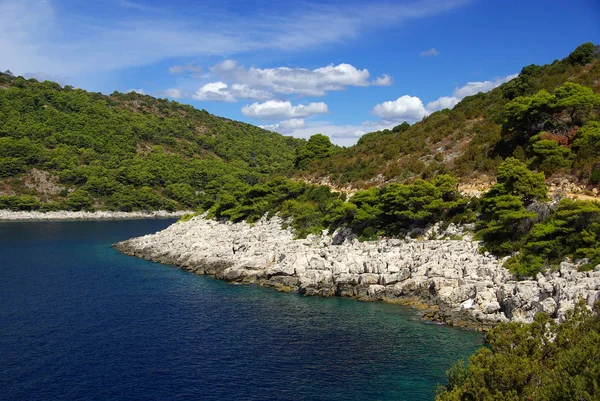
[168,60,391,103]
[0,0,469,80]
[164,60,391,102]
[261,118,307,134]
[425,74,519,112]
[280,118,307,130]
[230,84,272,101]
[0,0,55,75]
[372,73,517,121]
[190,82,272,102]
[453,74,518,98]
[259,123,279,132]
[168,63,203,77]
[119,0,161,12]
[280,120,394,146]
[242,100,329,120]
[213,59,238,72]
[425,96,459,111]
[372,74,393,86]
[372,95,428,121]
[127,88,146,94]
[211,60,373,96]
[266,1,470,52]
[330,129,366,139]
[162,88,183,99]
[420,48,439,57]
[193,82,236,102]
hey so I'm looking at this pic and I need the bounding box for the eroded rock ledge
[114,215,600,330]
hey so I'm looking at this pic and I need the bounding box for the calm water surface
[0,220,484,400]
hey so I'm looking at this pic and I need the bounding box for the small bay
[0,220,484,400]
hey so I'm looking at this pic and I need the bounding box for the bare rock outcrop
[115,215,600,330]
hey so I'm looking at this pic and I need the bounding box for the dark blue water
[0,220,484,400]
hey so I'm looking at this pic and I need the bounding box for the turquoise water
[0,220,484,400]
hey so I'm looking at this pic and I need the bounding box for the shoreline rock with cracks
[0,209,189,221]
[114,215,600,330]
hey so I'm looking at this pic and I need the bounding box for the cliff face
[115,216,600,330]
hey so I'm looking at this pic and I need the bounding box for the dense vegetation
[2,43,598,213]
[437,300,600,401]
[205,174,474,239]
[504,198,600,277]
[299,43,600,188]
[463,156,600,277]
[294,133,338,169]
[0,72,303,211]
[203,156,599,278]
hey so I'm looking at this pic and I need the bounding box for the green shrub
[65,189,93,211]
[591,167,600,184]
[0,195,41,211]
[437,300,600,400]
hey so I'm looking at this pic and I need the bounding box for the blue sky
[1,0,599,145]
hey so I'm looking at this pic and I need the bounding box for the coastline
[114,215,600,331]
[0,209,190,222]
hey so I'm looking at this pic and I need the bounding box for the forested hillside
[299,43,600,188]
[1,43,599,213]
[0,73,303,211]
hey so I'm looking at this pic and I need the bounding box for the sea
[0,220,484,400]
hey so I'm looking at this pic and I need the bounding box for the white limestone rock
[115,215,600,327]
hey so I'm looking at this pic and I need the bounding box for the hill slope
[299,43,600,190]
[2,43,599,212]
[0,73,303,211]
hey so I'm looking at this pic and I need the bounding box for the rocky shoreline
[0,210,189,221]
[114,215,600,330]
